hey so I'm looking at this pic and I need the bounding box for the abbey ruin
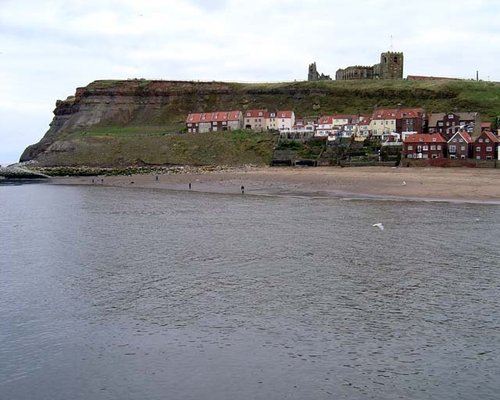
[308,51,404,81]
[307,62,332,81]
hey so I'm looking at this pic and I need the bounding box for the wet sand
[49,166,500,203]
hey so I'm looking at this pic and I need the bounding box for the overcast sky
[1,0,499,163]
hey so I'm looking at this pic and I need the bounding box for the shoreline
[47,166,500,204]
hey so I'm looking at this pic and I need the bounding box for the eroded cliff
[20,79,500,167]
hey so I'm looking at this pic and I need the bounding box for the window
[407,145,413,150]
[431,145,436,150]
[461,146,465,151]
[423,145,429,151]
[479,138,483,143]
[486,146,492,152]
[452,139,457,142]
[485,138,490,143]
[459,138,463,143]
[449,145,456,152]
[476,146,481,152]
[437,145,442,150]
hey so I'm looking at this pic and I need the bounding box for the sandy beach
[49,166,500,203]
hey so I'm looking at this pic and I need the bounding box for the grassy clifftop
[21,79,500,167]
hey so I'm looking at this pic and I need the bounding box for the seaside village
[186,51,500,166]
[186,108,500,164]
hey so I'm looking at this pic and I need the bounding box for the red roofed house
[317,116,334,137]
[447,130,473,159]
[473,131,498,160]
[186,111,243,133]
[276,110,296,132]
[186,112,213,133]
[332,114,352,128]
[244,109,267,132]
[370,108,427,137]
[403,133,446,159]
[227,111,244,131]
[198,112,213,133]
[370,109,398,136]
[211,111,243,132]
[186,113,203,133]
[357,116,371,137]
[396,108,427,134]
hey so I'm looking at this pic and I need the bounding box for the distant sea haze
[2,183,500,400]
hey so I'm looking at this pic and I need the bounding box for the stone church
[308,51,404,81]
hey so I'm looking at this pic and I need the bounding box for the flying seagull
[372,223,384,230]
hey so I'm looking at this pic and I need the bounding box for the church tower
[379,52,404,79]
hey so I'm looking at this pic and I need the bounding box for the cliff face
[21,80,237,163]
[20,79,500,166]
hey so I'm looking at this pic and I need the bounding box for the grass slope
[40,131,275,167]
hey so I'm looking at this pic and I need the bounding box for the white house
[357,116,371,137]
[266,111,277,131]
[276,110,295,132]
[370,109,397,136]
[332,114,351,128]
[317,116,334,137]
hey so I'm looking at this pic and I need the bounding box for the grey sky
[1,0,499,163]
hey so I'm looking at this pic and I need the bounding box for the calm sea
[1,182,500,400]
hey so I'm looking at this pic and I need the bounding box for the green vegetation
[74,125,171,137]
[37,130,276,167]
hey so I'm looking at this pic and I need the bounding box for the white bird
[372,223,384,230]
[402,181,407,186]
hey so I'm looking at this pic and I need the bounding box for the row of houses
[402,130,499,160]
[185,108,499,161]
[186,110,297,133]
[186,109,494,141]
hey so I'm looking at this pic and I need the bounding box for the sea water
[1,183,499,400]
